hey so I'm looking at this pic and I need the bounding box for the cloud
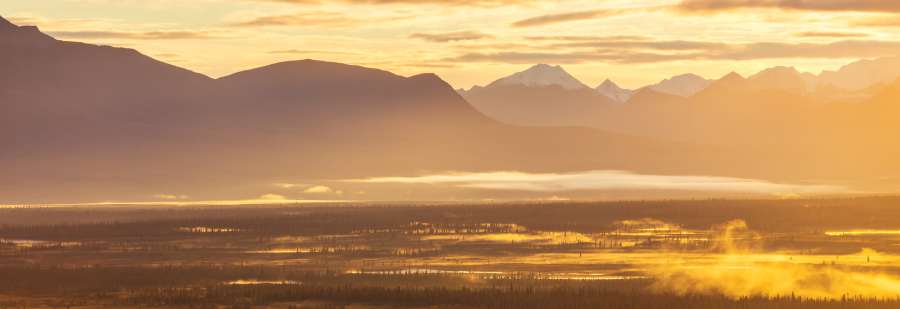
[14,197,346,207]
[852,16,900,27]
[552,39,730,51]
[676,0,900,13]
[6,15,107,28]
[268,49,360,55]
[259,193,287,200]
[446,50,702,64]
[253,0,534,6]
[793,31,869,38]
[48,30,221,40]
[524,35,728,51]
[409,31,494,42]
[153,194,189,200]
[274,183,310,189]
[717,40,900,60]
[447,39,900,64]
[231,11,361,27]
[303,185,335,194]
[347,170,848,195]
[525,35,651,41]
[511,9,625,27]
[650,221,900,299]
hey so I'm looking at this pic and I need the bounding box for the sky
[4,0,900,89]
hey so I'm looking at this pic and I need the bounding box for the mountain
[4,16,899,202]
[462,60,900,191]
[818,57,900,91]
[1,18,717,203]
[595,79,633,103]
[645,73,711,97]
[462,83,614,126]
[487,64,589,90]
[747,66,816,93]
[0,16,215,157]
[462,64,615,126]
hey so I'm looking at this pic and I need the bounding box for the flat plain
[4,197,900,308]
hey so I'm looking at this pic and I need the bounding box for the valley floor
[3,198,900,308]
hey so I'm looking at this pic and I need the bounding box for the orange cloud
[511,9,625,27]
[793,31,869,38]
[447,40,900,64]
[677,0,900,13]
[410,31,494,42]
[349,170,848,194]
[852,16,900,27]
[48,30,223,40]
[254,0,535,6]
[231,11,361,27]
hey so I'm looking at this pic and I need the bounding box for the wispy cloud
[153,194,189,200]
[551,39,730,51]
[512,9,625,27]
[793,31,869,38]
[259,193,288,200]
[49,30,222,40]
[304,185,337,194]
[525,35,651,41]
[852,16,900,27]
[268,49,361,55]
[410,30,494,42]
[348,170,849,195]
[230,11,361,27]
[676,0,900,13]
[447,39,900,64]
[252,0,535,6]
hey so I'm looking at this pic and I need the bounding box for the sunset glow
[4,0,900,307]
[4,0,900,88]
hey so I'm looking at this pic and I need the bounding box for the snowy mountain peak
[490,64,589,90]
[596,79,633,103]
[648,73,711,97]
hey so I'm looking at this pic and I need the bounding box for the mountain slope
[596,79,633,103]
[462,64,616,126]
[646,73,711,97]
[818,57,900,91]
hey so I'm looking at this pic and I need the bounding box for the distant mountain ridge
[644,73,711,98]
[488,64,589,90]
[460,57,900,193]
[596,79,633,103]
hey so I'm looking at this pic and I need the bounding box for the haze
[5,2,900,307]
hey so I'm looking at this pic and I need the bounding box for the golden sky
[5,0,900,88]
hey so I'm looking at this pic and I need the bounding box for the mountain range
[461,60,900,192]
[1,16,725,203]
[3,16,900,202]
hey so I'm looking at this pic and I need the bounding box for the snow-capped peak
[647,73,711,97]
[490,64,589,90]
[595,79,633,103]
